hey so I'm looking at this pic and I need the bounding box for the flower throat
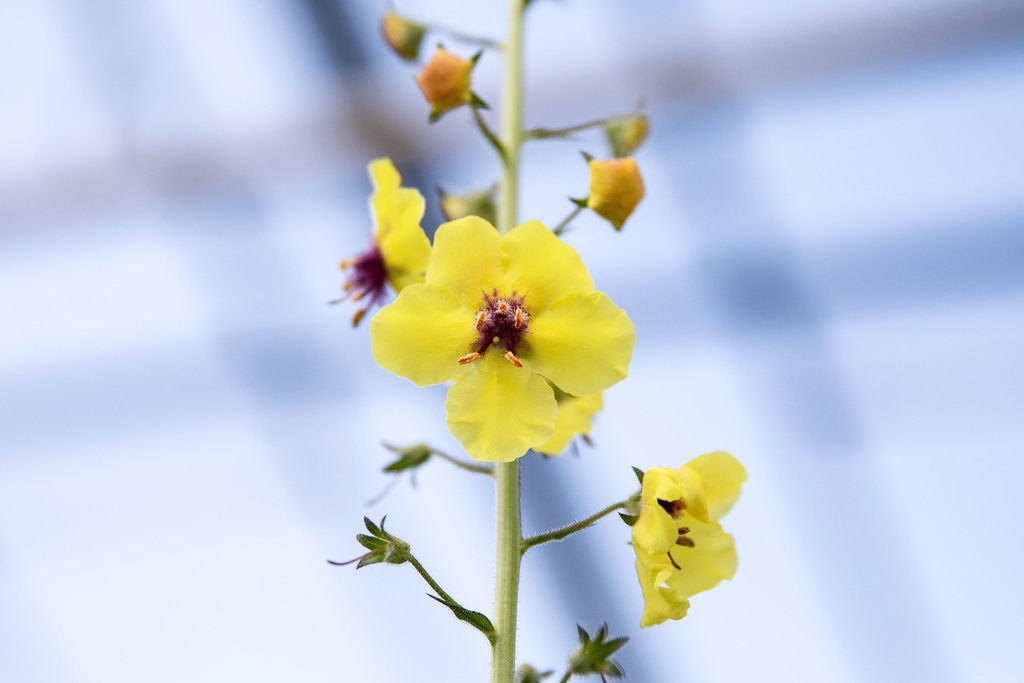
[458,289,530,368]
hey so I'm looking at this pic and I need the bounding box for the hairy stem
[521,501,628,554]
[491,2,526,682]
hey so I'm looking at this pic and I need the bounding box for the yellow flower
[337,158,431,326]
[415,47,476,121]
[587,157,645,230]
[371,217,635,462]
[533,389,603,456]
[632,451,746,627]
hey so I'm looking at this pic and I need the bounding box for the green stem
[552,204,584,236]
[492,462,522,683]
[521,501,628,554]
[408,555,459,606]
[430,447,495,475]
[492,2,527,681]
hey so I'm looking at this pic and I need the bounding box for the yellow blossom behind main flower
[632,451,746,627]
[370,217,635,462]
[533,389,603,456]
[336,158,431,326]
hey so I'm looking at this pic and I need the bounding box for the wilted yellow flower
[533,389,603,456]
[336,158,431,326]
[380,10,426,62]
[632,451,746,627]
[371,217,635,462]
[415,46,476,121]
[587,157,645,230]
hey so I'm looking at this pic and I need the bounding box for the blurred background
[2,0,1023,681]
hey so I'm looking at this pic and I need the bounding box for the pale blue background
[2,1,1023,681]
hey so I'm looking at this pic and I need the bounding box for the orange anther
[457,352,481,365]
[504,350,523,368]
[475,311,488,331]
[514,307,526,329]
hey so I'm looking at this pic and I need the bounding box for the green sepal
[470,91,490,110]
[569,196,589,209]
[618,513,638,527]
[567,623,628,679]
[470,49,484,67]
[355,554,385,569]
[631,466,645,485]
[427,594,497,644]
[580,150,594,163]
[383,443,432,473]
[356,534,386,551]
[363,516,385,537]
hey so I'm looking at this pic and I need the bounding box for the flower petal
[526,291,635,396]
[369,157,401,193]
[502,221,594,311]
[533,391,602,456]
[635,553,690,628]
[427,216,505,309]
[371,283,473,386]
[633,467,705,555]
[685,451,747,521]
[379,189,430,292]
[664,519,737,597]
[445,352,556,462]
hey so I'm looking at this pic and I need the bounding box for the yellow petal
[379,190,430,292]
[445,352,557,462]
[633,466,708,555]
[370,283,474,386]
[526,291,635,397]
[502,220,594,311]
[426,216,505,310]
[635,553,691,628]
[533,391,603,456]
[664,519,737,598]
[368,157,401,194]
[685,451,747,521]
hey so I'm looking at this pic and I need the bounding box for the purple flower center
[334,243,388,326]
[457,289,530,367]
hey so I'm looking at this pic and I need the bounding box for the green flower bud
[380,10,426,61]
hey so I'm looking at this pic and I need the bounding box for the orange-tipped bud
[415,46,476,121]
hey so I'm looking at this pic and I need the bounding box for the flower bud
[587,157,645,230]
[604,112,650,157]
[380,10,426,61]
[438,186,498,226]
[415,46,478,121]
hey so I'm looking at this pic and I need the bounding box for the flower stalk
[521,500,629,555]
[492,1,526,681]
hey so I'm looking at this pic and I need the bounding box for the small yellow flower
[415,46,476,121]
[336,158,431,326]
[632,451,746,627]
[371,217,635,462]
[533,389,603,456]
[380,10,426,62]
[587,157,645,230]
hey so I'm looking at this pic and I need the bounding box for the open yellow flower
[371,217,635,462]
[533,389,603,456]
[632,451,746,627]
[336,158,431,326]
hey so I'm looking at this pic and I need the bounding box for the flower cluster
[631,451,746,627]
